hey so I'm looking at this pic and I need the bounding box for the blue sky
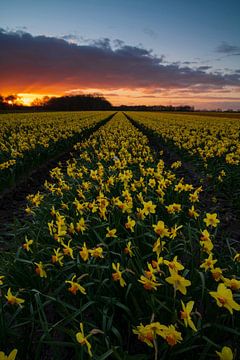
[1,0,240,108]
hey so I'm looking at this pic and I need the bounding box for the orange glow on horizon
[1,87,239,110]
[18,93,57,106]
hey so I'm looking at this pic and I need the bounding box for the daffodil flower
[166,269,191,295]
[61,239,74,259]
[0,349,18,360]
[106,227,117,238]
[76,323,92,357]
[125,216,136,232]
[203,213,220,227]
[22,236,33,252]
[180,300,197,331]
[0,275,5,285]
[34,262,47,278]
[65,275,86,295]
[210,283,240,314]
[112,263,126,287]
[80,242,90,261]
[5,288,25,306]
[152,220,169,238]
[138,275,161,291]
[216,346,233,360]
[124,241,134,257]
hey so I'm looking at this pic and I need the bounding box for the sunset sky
[1,0,240,109]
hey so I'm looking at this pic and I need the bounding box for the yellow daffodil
[200,229,211,242]
[200,238,214,253]
[76,217,87,233]
[65,275,86,295]
[180,300,197,331]
[188,205,199,219]
[233,253,240,262]
[152,238,166,256]
[112,263,126,287]
[76,323,92,357]
[142,200,156,215]
[68,222,76,235]
[80,242,90,261]
[203,213,220,227]
[22,237,33,252]
[34,262,47,278]
[61,239,74,259]
[5,288,25,305]
[158,324,183,346]
[0,349,18,360]
[125,216,136,232]
[51,248,64,266]
[216,346,233,360]
[189,192,199,203]
[165,203,181,214]
[124,241,134,257]
[133,323,155,348]
[169,224,183,239]
[164,256,184,271]
[200,253,217,271]
[138,275,161,291]
[89,247,104,258]
[106,227,117,238]
[222,277,240,291]
[152,256,164,273]
[166,269,191,295]
[152,220,169,238]
[211,267,223,282]
[209,283,240,314]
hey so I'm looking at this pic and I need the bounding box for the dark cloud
[91,38,111,49]
[216,41,240,54]
[182,61,198,65]
[197,66,212,71]
[0,29,240,94]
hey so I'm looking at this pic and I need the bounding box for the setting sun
[18,93,45,106]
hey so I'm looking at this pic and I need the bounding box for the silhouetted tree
[31,96,50,107]
[44,94,112,111]
[0,95,6,109]
[5,94,19,105]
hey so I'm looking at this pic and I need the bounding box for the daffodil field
[127,112,240,214]
[0,111,240,359]
[0,111,113,192]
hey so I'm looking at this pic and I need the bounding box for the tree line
[0,94,112,111]
[0,94,198,112]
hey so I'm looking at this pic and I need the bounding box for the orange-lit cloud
[0,29,240,109]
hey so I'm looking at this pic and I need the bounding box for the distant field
[1,111,240,359]
[174,111,240,119]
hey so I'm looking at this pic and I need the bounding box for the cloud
[0,29,240,95]
[61,34,80,42]
[216,41,240,55]
[182,61,198,65]
[197,66,212,71]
